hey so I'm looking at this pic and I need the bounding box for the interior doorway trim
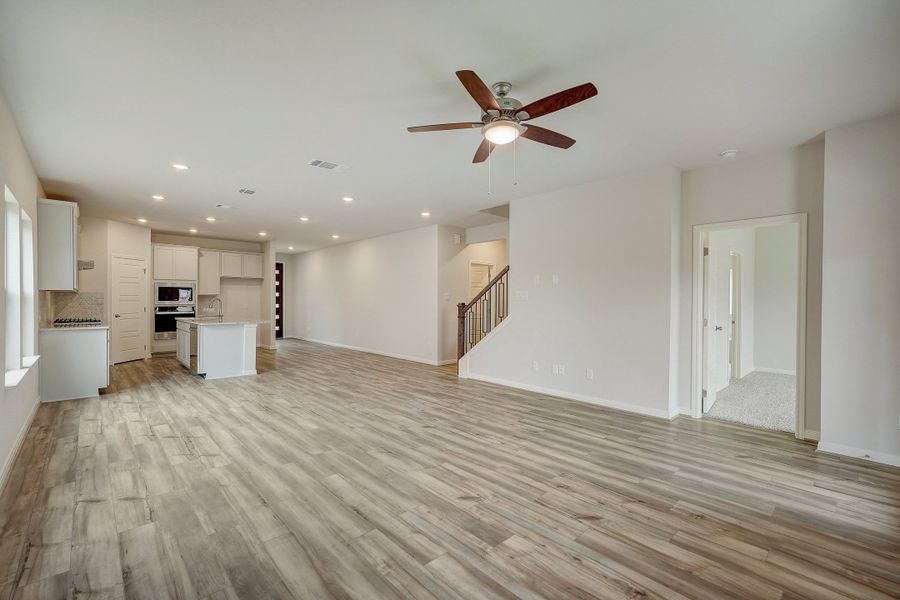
[690,213,808,439]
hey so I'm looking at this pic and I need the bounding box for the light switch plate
[532,360,539,372]
[586,368,594,380]
[552,364,559,375]
[515,290,529,301]
[532,275,540,285]
[558,364,566,375]
[552,274,559,285]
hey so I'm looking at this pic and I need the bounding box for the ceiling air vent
[239,188,256,195]
[307,159,350,173]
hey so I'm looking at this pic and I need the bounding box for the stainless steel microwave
[154,281,196,306]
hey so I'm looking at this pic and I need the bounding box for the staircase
[457,266,509,359]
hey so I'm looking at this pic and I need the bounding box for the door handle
[715,325,723,331]
[115,314,121,318]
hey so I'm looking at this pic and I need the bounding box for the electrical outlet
[586,368,594,380]
[515,290,529,301]
[532,360,539,372]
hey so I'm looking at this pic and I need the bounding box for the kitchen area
[38,200,275,402]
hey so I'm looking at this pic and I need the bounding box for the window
[4,186,36,384]
[21,211,35,358]
[5,186,21,373]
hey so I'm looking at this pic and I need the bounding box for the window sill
[5,355,39,389]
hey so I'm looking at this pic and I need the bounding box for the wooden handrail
[457,265,509,360]
[460,265,509,313]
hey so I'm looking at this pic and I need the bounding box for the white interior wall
[707,227,756,378]
[77,217,109,297]
[680,143,824,434]
[465,221,509,244]
[151,232,262,253]
[820,112,900,466]
[461,167,682,419]
[289,225,440,364]
[437,227,508,363]
[0,90,42,489]
[753,224,799,374]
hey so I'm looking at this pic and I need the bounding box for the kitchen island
[176,318,258,379]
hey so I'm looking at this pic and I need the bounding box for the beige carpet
[706,371,796,432]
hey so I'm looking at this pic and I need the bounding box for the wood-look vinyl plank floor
[1,339,898,599]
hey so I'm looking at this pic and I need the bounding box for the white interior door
[703,243,732,411]
[469,263,492,300]
[112,255,147,364]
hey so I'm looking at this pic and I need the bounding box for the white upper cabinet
[198,249,220,295]
[220,252,243,278]
[173,247,198,280]
[242,253,263,278]
[220,252,263,279]
[153,245,198,280]
[38,199,79,291]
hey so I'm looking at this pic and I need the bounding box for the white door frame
[110,253,149,364]
[690,213,808,439]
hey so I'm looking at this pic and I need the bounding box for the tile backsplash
[49,291,105,324]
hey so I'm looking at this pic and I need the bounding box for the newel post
[457,302,467,360]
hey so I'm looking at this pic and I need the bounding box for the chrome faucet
[206,297,224,320]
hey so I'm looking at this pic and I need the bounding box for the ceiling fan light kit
[407,70,597,164]
[483,120,524,145]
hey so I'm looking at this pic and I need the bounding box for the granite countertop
[176,317,263,326]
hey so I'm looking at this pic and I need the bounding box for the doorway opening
[275,261,284,339]
[692,214,807,437]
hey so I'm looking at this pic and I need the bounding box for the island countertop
[175,318,263,326]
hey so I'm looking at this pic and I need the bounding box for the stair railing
[457,266,509,359]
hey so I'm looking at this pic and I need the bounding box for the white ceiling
[1,1,899,253]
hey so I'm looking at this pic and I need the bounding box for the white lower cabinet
[39,327,109,401]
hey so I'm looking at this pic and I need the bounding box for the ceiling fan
[408,70,597,163]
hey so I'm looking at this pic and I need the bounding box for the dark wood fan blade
[521,124,576,149]
[456,70,500,113]
[517,83,597,120]
[472,138,495,163]
[407,122,483,133]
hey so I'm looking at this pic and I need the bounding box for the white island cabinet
[176,318,257,379]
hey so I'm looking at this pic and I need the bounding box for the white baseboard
[295,337,443,366]
[754,367,796,376]
[802,429,820,441]
[817,441,900,468]
[0,396,41,495]
[437,359,457,366]
[463,371,672,420]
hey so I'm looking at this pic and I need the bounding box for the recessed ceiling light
[137,218,148,223]
[189,228,198,233]
[331,234,340,239]
[288,246,295,251]
[151,195,165,201]
[258,231,267,236]
[719,149,740,159]
[421,211,430,217]
[172,163,190,171]
[206,216,216,222]
[342,196,353,203]
[299,216,309,222]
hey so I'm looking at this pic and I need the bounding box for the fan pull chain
[488,142,492,196]
[513,136,518,186]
